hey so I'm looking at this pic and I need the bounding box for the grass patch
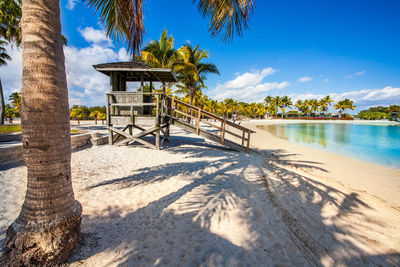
[0,125,21,134]
[0,125,82,134]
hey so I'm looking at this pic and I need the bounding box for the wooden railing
[106,92,166,126]
[105,92,255,152]
[166,96,255,152]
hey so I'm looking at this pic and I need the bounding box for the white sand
[1,122,399,266]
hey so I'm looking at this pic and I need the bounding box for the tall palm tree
[0,40,11,125]
[139,29,178,93]
[0,0,254,265]
[141,29,177,68]
[174,44,219,106]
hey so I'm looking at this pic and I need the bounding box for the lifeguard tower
[94,61,255,152]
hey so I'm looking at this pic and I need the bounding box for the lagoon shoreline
[243,119,400,207]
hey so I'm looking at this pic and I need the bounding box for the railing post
[242,131,245,147]
[196,108,201,135]
[156,94,160,149]
[170,98,175,124]
[106,94,113,145]
[221,120,226,145]
[246,131,251,153]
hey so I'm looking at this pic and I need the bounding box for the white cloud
[289,86,400,111]
[225,68,276,89]
[0,27,128,107]
[323,78,329,82]
[298,76,312,82]
[70,90,85,98]
[66,0,79,10]
[78,27,112,46]
[355,70,366,76]
[118,47,130,61]
[64,44,119,104]
[209,68,288,102]
[345,70,366,79]
[277,81,290,89]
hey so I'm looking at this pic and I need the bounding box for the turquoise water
[257,123,400,168]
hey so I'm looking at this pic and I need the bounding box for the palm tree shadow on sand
[69,134,400,266]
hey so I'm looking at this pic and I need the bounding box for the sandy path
[1,125,399,266]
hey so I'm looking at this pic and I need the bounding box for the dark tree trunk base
[0,201,82,267]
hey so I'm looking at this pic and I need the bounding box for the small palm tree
[70,108,84,125]
[90,110,101,124]
[8,91,21,112]
[98,111,106,124]
[4,104,17,123]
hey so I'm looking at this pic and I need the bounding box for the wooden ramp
[166,96,255,153]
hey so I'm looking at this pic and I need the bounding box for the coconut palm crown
[174,44,219,106]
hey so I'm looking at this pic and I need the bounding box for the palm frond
[194,0,254,42]
[86,0,144,55]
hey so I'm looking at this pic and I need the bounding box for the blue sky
[1,0,400,112]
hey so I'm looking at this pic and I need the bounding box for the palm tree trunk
[188,85,193,123]
[0,78,4,124]
[0,0,82,265]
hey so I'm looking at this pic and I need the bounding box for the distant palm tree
[264,95,274,105]
[204,99,218,114]
[256,103,266,119]
[266,100,278,117]
[280,96,292,118]
[334,98,355,118]
[318,95,334,116]
[89,110,101,124]
[223,98,237,119]
[309,99,320,117]
[0,40,11,124]
[294,99,311,117]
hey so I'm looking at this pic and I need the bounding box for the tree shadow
[70,148,286,265]
[260,148,400,266]
[68,134,399,266]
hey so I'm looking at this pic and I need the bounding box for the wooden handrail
[166,96,254,152]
